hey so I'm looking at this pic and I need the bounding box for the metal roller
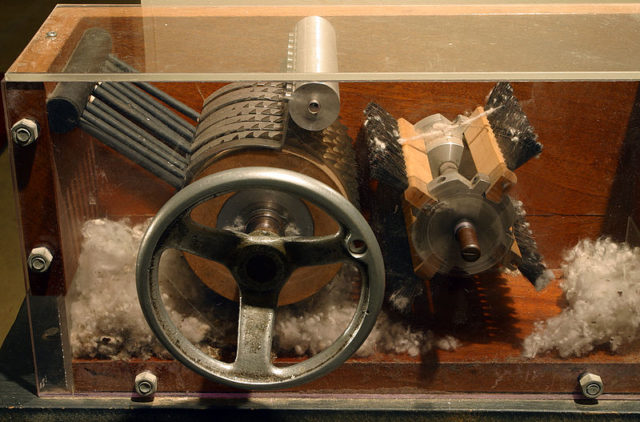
[181,82,360,306]
[288,16,340,132]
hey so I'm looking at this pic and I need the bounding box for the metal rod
[81,108,184,180]
[89,96,188,164]
[246,210,286,236]
[455,220,481,262]
[101,65,196,137]
[86,99,187,170]
[93,84,191,155]
[107,55,201,122]
[112,80,196,137]
[80,118,183,188]
[102,78,196,140]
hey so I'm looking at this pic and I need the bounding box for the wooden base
[72,271,640,394]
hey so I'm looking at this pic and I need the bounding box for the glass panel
[4,4,640,82]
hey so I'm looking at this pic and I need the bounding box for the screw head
[134,371,157,397]
[28,246,53,273]
[46,31,57,38]
[11,118,40,146]
[348,239,367,255]
[579,372,603,399]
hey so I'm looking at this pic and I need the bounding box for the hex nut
[11,118,40,146]
[134,371,158,396]
[579,372,603,399]
[28,246,53,273]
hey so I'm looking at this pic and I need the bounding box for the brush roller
[360,84,550,314]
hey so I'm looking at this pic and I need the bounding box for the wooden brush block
[397,118,438,278]
[464,106,517,202]
[397,115,523,279]
[397,118,437,209]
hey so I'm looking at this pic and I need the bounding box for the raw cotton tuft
[68,219,236,359]
[523,238,640,358]
[275,265,439,358]
[69,219,447,360]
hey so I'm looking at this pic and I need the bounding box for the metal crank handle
[136,167,385,390]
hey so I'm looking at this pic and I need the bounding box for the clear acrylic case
[3,3,640,400]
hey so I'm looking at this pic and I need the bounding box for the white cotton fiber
[68,219,166,359]
[275,266,454,358]
[69,219,450,360]
[68,219,234,359]
[523,238,640,358]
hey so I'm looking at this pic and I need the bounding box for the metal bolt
[579,372,603,399]
[134,371,157,396]
[11,118,40,147]
[28,246,53,273]
[455,219,481,262]
[46,31,57,38]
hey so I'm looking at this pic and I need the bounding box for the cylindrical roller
[289,16,340,132]
[181,82,358,306]
[416,114,465,178]
[47,28,112,133]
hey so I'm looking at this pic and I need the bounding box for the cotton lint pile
[69,219,451,360]
[523,238,640,358]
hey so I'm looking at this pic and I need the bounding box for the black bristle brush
[511,198,554,291]
[486,82,543,170]
[362,102,409,191]
[360,102,423,312]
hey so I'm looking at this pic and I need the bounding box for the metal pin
[455,220,481,262]
[104,80,195,139]
[80,118,183,189]
[85,100,187,170]
[100,66,195,137]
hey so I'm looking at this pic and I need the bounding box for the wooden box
[3,4,640,405]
